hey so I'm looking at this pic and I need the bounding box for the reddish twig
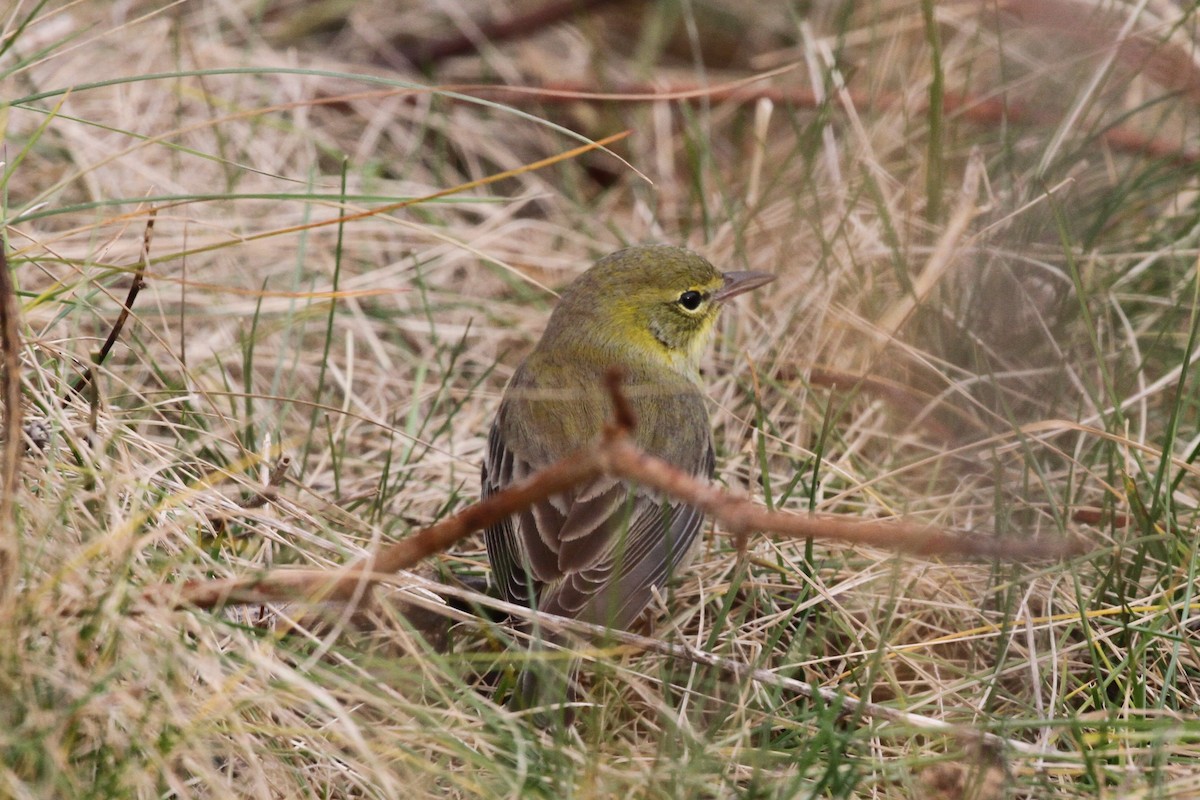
[0,244,21,600]
[144,373,1084,614]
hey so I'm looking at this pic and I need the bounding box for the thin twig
[69,208,154,398]
[0,244,21,601]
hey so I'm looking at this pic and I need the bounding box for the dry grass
[4,0,1200,797]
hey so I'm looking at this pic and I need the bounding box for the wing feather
[485,404,714,631]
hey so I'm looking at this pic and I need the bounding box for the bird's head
[541,245,775,379]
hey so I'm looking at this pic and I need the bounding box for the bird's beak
[713,270,776,302]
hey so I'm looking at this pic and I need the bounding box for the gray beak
[713,270,776,302]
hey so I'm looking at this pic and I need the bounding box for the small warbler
[482,244,774,715]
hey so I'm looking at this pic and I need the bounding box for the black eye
[678,290,703,311]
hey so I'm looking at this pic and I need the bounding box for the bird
[481,244,774,718]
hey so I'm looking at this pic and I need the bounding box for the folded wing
[483,416,713,630]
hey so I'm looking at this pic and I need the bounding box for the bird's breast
[500,355,710,473]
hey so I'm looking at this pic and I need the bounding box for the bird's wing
[483,413,713,629]
[539,466,710,629]
[482,418,563,608]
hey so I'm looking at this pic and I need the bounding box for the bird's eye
[678,290,703,311]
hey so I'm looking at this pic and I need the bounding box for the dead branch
[0,244,22,600]
[69,208,154,398]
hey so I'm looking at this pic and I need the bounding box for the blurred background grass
[3,0,1200,797]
